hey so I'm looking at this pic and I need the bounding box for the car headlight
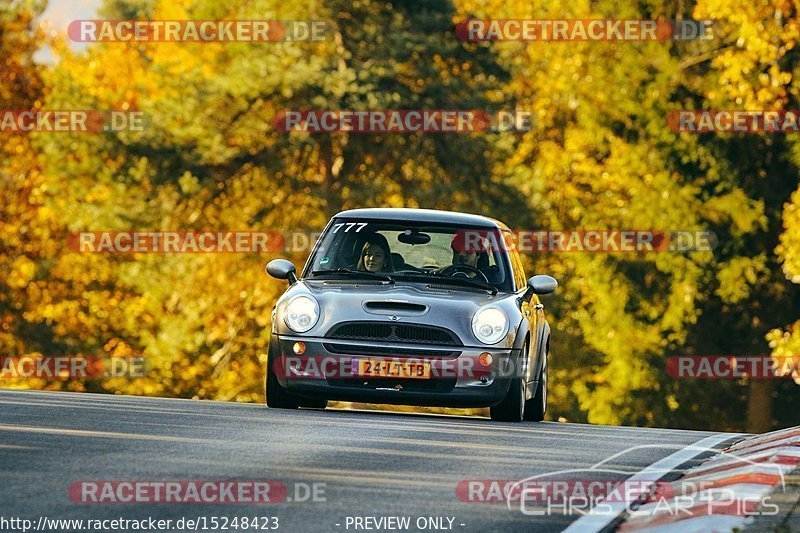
[284,295,319,333]
[471,307,509,345]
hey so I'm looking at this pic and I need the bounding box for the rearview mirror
[266,259,298,284]
[398,230,431,246]
[527,275,557,295]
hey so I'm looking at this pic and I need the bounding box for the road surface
[0,390,742,532]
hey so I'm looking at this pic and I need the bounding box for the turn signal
[292,342,306,355]
[478,352,493,366]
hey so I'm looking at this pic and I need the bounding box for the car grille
[323,343,460,358]
[326,321,462,346]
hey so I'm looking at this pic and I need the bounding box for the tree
[5,0,796,430]
[28,0,516,402]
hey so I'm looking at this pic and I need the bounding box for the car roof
[334,208,506,229]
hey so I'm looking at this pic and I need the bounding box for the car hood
[273,279,523,348]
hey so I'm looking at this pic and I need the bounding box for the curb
[742,468,800,532]
[616,426,800,532]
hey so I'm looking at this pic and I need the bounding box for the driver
[450,231,489,277]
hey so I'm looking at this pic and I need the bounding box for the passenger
[356,233,394,273]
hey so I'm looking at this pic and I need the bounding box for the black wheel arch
[513,316,549,383]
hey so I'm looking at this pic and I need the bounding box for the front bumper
[270,334,519,408]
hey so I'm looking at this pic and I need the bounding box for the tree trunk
[746,380,773,433]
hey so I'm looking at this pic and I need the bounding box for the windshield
[305,219,514,292]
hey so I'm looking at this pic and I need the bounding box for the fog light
[478,352,493,366]
[293,342,306,355]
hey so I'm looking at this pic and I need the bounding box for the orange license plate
[356,359,431,379]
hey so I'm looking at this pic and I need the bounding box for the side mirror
[266,259,298,284]
[527,275,557,295]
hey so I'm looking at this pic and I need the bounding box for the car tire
[523,361,547,422]
[490,350,526,422]
[265,344,299,409]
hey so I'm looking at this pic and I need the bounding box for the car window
[307,220,514,292]
[383,231,451,269]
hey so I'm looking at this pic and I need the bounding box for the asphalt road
[0,390,742,532]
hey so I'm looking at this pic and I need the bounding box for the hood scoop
[363,300,428,316]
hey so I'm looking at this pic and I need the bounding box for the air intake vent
[364,301,427,313]
[327,321,461,346]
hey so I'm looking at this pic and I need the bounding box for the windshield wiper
[395,272,497,295]
[311,268,394,283]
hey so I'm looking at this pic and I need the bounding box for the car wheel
[490,352,526,422]
[265,344,299,409]
[523,361,547,421]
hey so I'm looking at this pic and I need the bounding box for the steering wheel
[436,264,489,282]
